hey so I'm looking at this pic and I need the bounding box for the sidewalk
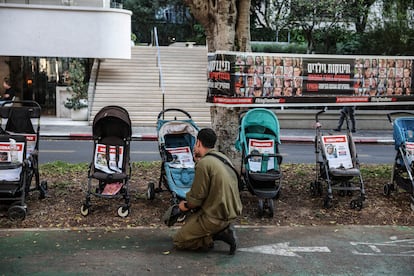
[1,225,413,275]
[38,117,394,144]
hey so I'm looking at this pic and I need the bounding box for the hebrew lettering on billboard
[207,51,414,106]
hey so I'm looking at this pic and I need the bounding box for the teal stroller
[236,108,283,217]
[384,112,414,211]
[147,109,199,204]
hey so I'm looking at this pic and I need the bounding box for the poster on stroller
[322,135,353,169]
[248,139,275,172]
[166,146,195,168]
[406,142,414,163]
[0,140,24,181]
[94,144,124,174]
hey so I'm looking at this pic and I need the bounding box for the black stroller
[0,100,47,220]
[310,109,366,210]
[235,108,283,217]
[81,106,132,217]
[384,112,414,211]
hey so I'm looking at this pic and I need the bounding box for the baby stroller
[81,105,132,217]
[0,100,47,221]
[235,108,283,217]
[311,109,365,210]
[147,108,199,204]
[383,112,414,211]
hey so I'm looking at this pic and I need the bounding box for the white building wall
[0,3,131,59]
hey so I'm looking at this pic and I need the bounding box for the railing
[153,27,166,115]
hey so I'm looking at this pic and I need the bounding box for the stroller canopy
[236,108,280,151]
[393,117,414,149]
[93,106,132,139]
[158,120,198,146]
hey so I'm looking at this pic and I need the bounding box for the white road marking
[239,242,331,257]
[350,239,414,257]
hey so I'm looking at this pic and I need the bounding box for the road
[38,140,396,165]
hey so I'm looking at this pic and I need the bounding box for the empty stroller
[311,109,366,210]
[0,100,47,220]
[147,108,199,204]
[384,112,414,211]
[235,108,282,217]
[81,106,132,217]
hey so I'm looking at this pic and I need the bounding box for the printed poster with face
[322,135,353,169]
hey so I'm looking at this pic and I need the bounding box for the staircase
[88,46,211,127]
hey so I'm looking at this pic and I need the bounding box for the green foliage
[40,161,88,175]
[125,0,196,46]
[251,42,307,53]
[64,59,88,110]
[360,164,392,179]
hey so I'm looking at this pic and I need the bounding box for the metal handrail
[154,27,166,117]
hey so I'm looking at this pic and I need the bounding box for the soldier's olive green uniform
[173,149,242,250]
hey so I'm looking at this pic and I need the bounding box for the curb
[40,134,393,144]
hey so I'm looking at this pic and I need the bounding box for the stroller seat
[329,167,360,177]
[91,136,128,181]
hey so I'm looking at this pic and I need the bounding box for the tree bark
[235,0,251,52]
[184,0,251,166]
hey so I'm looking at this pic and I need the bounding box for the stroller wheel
[383,184,392,196]
[257,199,264,217]
[39,180,48,199]
[117,205,130,218]
[323,197,333,209]
[267,199,274,217]
[80,204,90,216]
[350,199,363,211]
[273,189,281,200]
[8,205,27,221]
[310,181,322,197]
[310,181,317,196]
[146,182,155,200]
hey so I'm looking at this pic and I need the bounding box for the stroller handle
[157,108,192,120]
[0,100,41,109]
[386,111,414,123]
[315,109,326,123]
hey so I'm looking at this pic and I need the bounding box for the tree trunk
[184,0,238,52]
[210,106,248,171]
[184,0,251,166]
[235,0,251,52]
